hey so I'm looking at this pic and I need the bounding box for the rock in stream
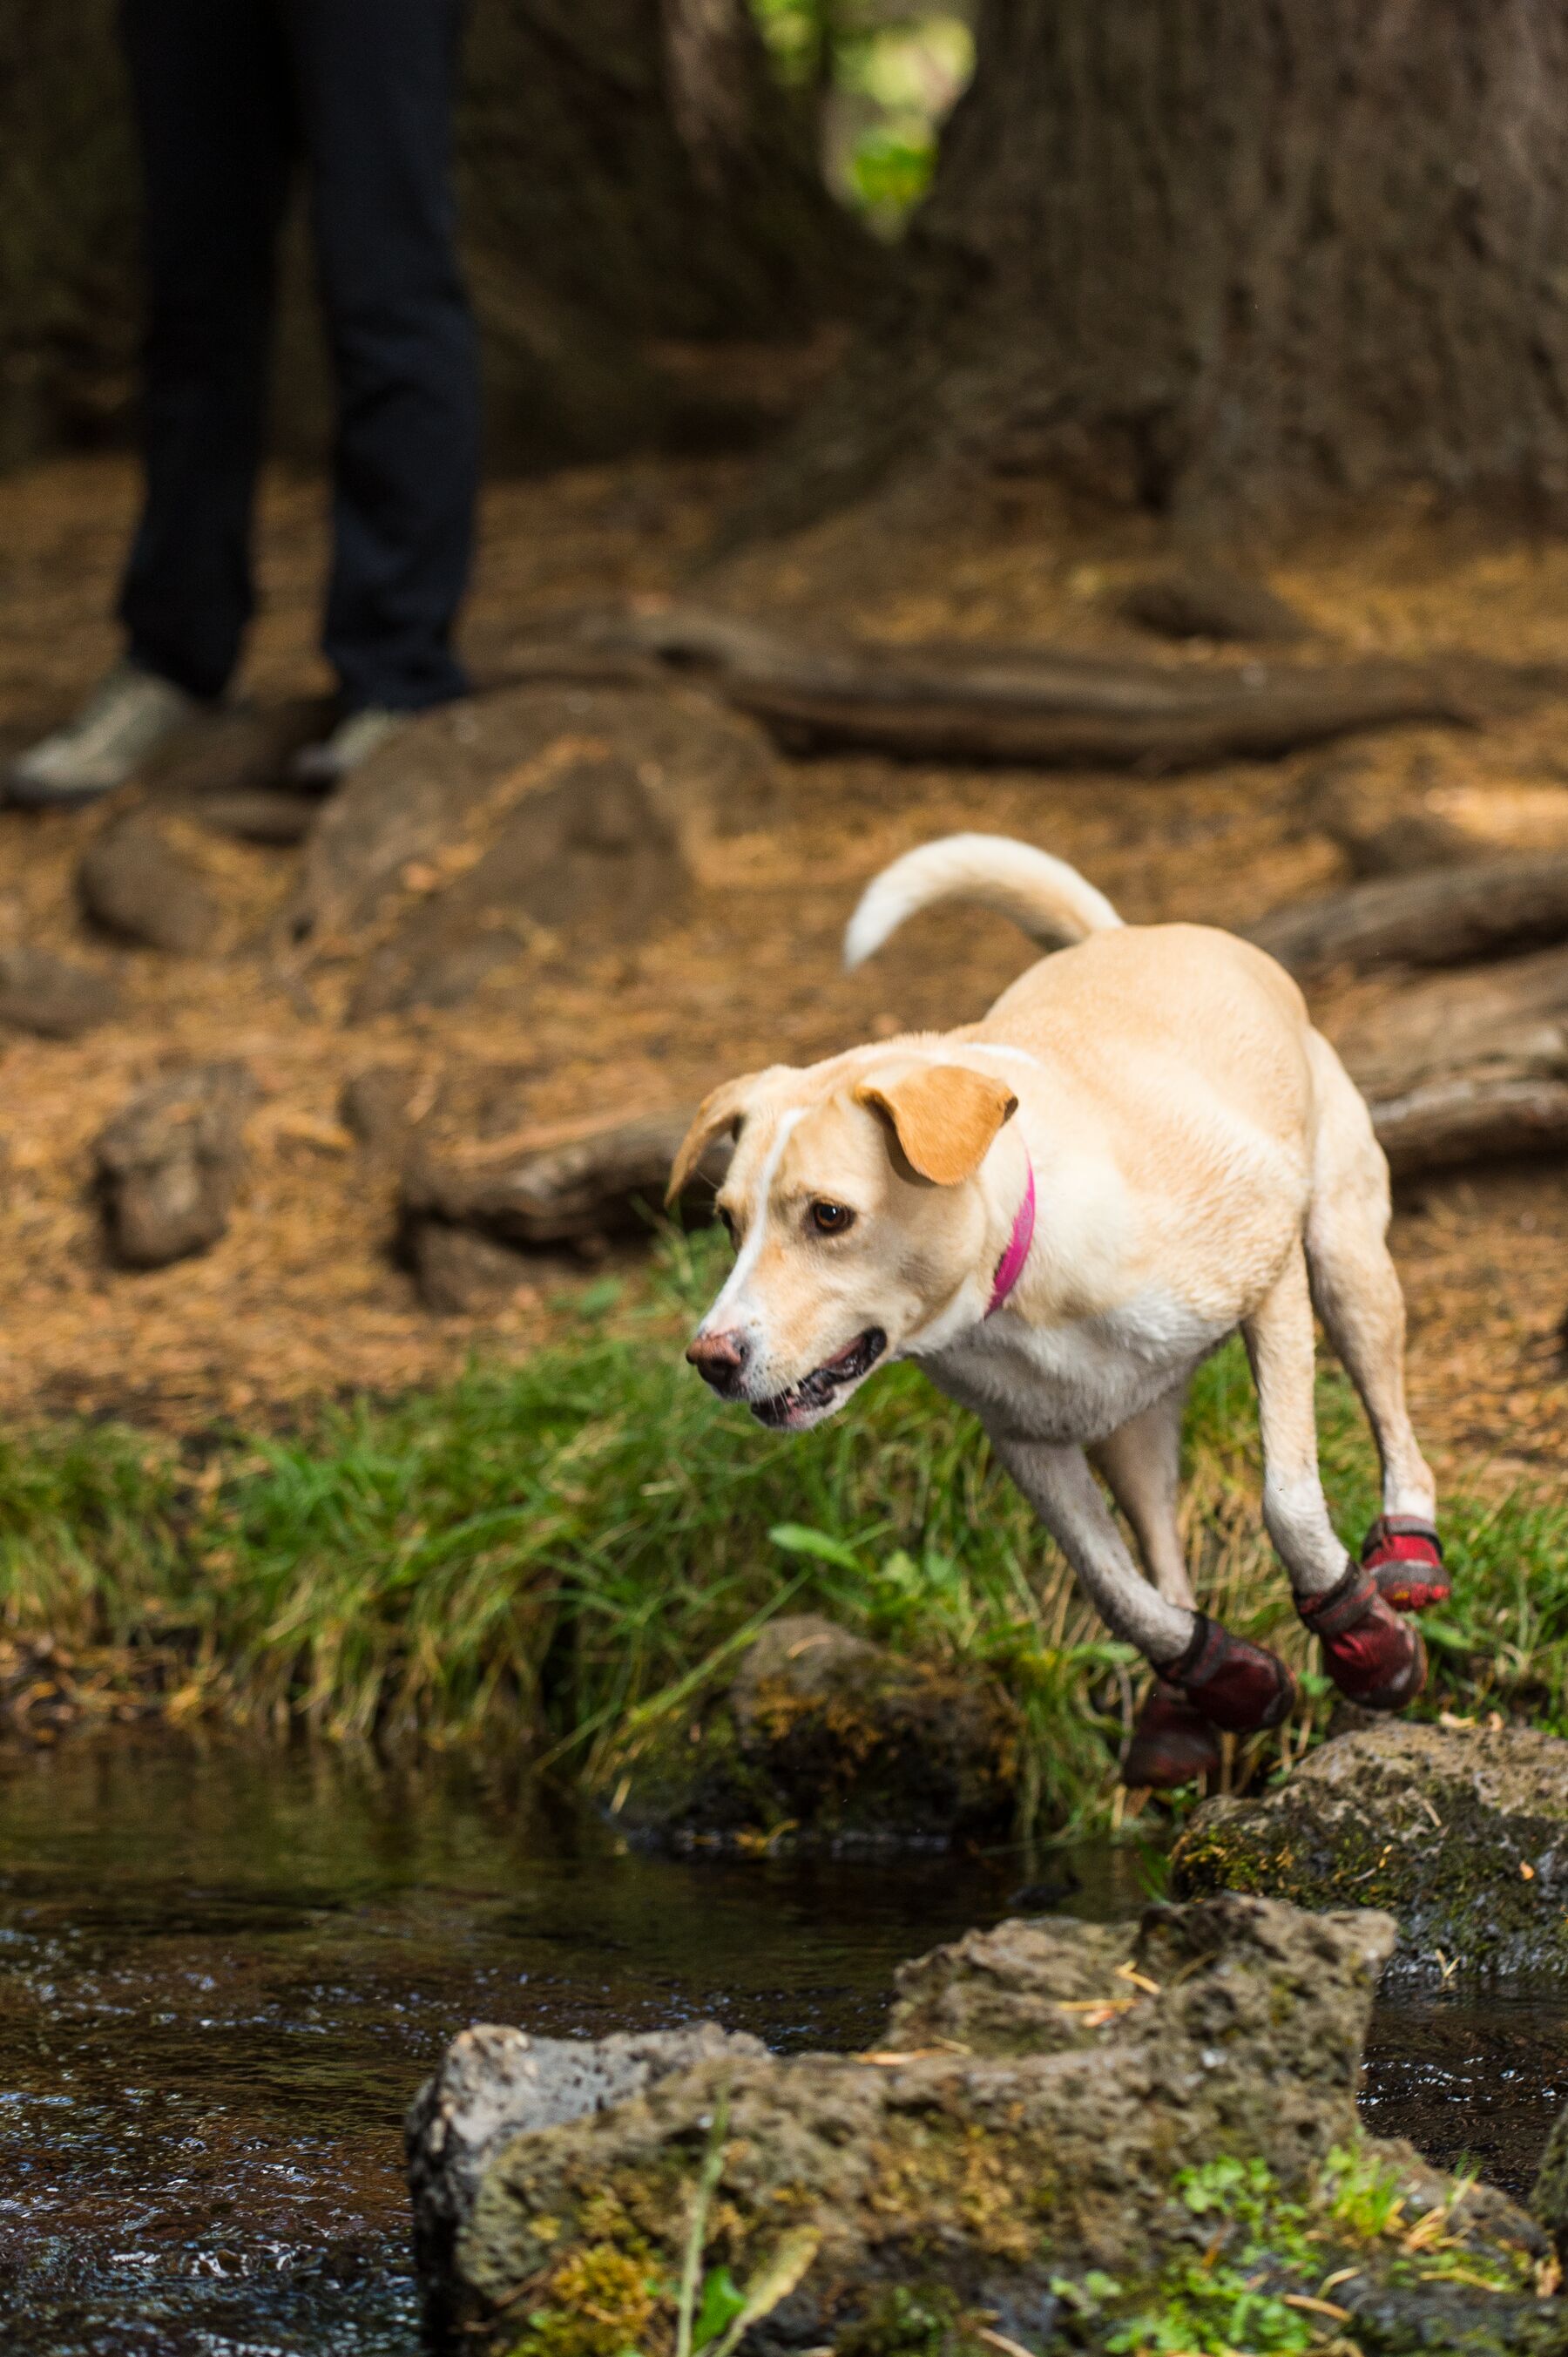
[1173,1719,1568,1986]
[407,1891,1568,2354]
[601,1613,1017,1852]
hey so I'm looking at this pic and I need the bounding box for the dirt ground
[0,451,1564,1480]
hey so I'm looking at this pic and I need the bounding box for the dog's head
[669,1055,1020,1429]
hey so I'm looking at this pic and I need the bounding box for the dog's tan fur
[672,833,1436,1672]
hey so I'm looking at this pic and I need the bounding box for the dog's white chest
[924,1288,1226,1446]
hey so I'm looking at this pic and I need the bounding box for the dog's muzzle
[751,1326,887,1428]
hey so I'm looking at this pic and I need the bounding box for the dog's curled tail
[844,832,1123,970]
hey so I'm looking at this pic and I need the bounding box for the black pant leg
[284,0,478,712]
[117,0,294,701]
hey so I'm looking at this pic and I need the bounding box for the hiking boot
[7,663,202,809]
[289,706,409,789]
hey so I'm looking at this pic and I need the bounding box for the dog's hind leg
[992,1432,1293,1770]
[1091,1380,1195,1609]
[1246,1241,1425,1710]
[1304,1035,1444,1607]
[1092,1385,1223,1789]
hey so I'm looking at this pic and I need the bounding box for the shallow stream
[0,1737,1563,2355]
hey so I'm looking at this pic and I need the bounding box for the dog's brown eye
[810,1201,855,1236]
[716,1204,736,1244]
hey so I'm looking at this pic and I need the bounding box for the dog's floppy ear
[666,1074,755,1205]
[855,1065,1017,1186]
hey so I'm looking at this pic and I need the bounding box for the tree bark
[765,0,1568,530]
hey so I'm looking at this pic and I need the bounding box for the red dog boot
[1162,1614,1297,1734]
[1299,1562,1427,1710]
[1123,1680,1223,1791]
[1362,1514,1449,1613]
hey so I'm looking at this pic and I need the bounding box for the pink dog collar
[985,1161,1036,1317]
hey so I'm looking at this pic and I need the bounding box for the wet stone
[1172,1719,1568,1985]
[407,1891,1568,2356]
[604,1613,1017,1852]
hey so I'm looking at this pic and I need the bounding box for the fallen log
[1343,942,1568,1175]
[401,1106,718,1250]
[558,604,1475,773]
[1249,852,1568,976]
[1370,1074,1568,1177]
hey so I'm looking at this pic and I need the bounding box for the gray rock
[605,1612,1017,1852]
[1117,563,1308,644]
[409,1893,1559,2354]
[78,814,221,956]
[407,2022,763,2344]
[410,1221,533,1315]
[0,944,118,1039]
[95,1060,257,1267]
[1173,1719,1568,1984]
[348,752,686,1018]
[291,684,774,1012]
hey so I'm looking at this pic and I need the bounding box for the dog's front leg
[990,1432,1294,1765]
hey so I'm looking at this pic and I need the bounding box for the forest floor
[1,450,1565,1474]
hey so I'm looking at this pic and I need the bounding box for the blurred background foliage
[750,0,975,229]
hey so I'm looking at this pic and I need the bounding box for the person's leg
[285,0,478,715]
[117,0,294,701]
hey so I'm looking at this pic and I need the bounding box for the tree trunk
[766,0,1568,529]
[0,0,872,474]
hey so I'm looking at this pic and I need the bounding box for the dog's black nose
[686,1328,747,1394]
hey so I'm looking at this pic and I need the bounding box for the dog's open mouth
[752,1327,887,1428]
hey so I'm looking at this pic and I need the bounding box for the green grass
[3,1225,1566,1835]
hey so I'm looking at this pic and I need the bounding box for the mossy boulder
[1172,1720,1568,1985]
[601,1615,1017,1852]
[406,1891,1568,2354]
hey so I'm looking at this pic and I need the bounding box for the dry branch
[585,606,1472,773]
[1249,854,1568,977]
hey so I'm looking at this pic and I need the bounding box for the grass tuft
[2,1226,1565,1834]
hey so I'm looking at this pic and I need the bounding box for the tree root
[524,604,1478,772]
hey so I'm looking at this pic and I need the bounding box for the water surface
[0,1736,1559,2354]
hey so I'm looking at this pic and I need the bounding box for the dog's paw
[1300,1562,1428,1710]
[1165,1614,1296,1735]
[1362,1514,1450,1613]
[1122,1679,1222,1790]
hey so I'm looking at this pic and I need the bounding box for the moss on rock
[1172,1721,1568,1984]
[409,1889,1568,2353]
[602,1615,1017,1852]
